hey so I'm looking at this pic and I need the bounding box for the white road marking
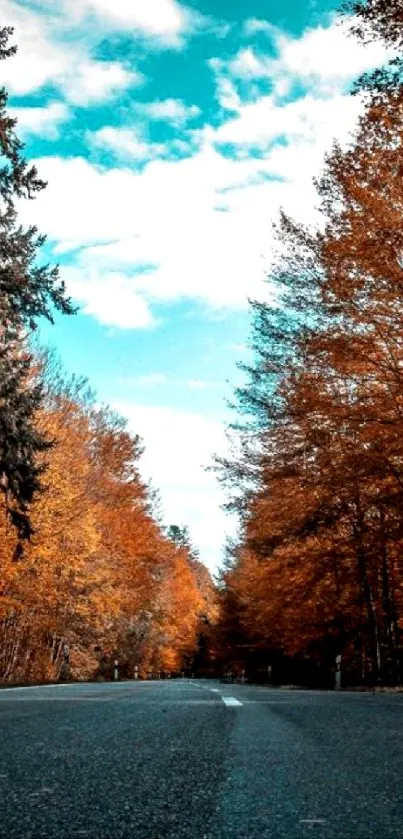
[221,697,243,707]
[210,688,220,693]
[0,681,145,695]
[0,683,69,692]
[0,696,119,702]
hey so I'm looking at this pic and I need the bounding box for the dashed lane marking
[221,697,243,707]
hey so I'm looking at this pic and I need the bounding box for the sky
[0,0,388,571]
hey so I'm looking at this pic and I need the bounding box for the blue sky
[0,0,388,569]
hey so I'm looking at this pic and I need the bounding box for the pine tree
[0,27,74,541]
[166,524,199,559]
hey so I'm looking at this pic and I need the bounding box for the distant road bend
[1,679,402,838]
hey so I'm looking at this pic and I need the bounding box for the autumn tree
[0,353,208,683]
[217,78,403,685]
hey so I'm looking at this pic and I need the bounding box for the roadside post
[113,659,119,681]
[267,665,272,683]
[241,668,246,684]
[134,665,139,680]
[335,654,342,690]
[62,643,70,681]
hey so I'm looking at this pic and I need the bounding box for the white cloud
[63,0,201,47]
[243,18,275,37]
[19,88,353,322]
[11,0,216,48]
[208,60,241,111]
[113,401,237,570]
[141,98,201,125]
[66,61,141,106]
[226,17,391,94]
[228,48,270,79]
[28,148,278,308]
[0,0,65,95]
[14,14,389,329]
[212,91,363,149]
[10,102,70,138]
[81,0,185,34]
[0,0,142,102]
[275,18,391,92]
[88,101,201,161]
[62,267,155,329]
[90,127,165,161]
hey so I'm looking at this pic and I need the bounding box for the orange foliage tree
[0,358,209,683]
[216,75,403,686]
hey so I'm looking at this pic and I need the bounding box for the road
[0,679,402,839]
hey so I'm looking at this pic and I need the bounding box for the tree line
[215,0,403,688]
[0,26,217,683]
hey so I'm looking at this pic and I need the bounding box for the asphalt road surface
[0,679,402,839]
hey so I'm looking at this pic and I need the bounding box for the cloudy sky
[0,0,387,570]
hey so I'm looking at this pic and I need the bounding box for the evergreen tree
[0,26,74,542]
[166,524,199,559]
